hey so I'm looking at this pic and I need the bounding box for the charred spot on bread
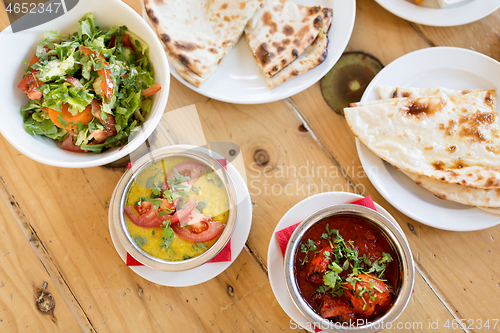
[175,41,198,52]
[208,48,218,54]
[177,54,190,65]
[314,17,324,30]
[283,25,294,36]
[147,9,159,25]
[160,33,170,43]
[256,43,275,65]
[292,49,299,57]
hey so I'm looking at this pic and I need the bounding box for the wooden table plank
[0,0,492,332]
[0,189,82,332]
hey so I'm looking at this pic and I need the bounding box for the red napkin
[275,196,377,332]
[125,159,232,266]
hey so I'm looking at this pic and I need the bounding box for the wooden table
[1,0,500,332]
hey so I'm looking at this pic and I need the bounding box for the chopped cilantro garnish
[158,209,173,217]
[182,254,190,260]
[159,220,174,250]
[133,234,147,247]
[195,242,207,249]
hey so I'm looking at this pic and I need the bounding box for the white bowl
[0,0,170,168]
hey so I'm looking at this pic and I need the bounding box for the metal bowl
[283,204,414,332]
[109,145,238,271]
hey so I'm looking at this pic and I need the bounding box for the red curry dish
[293,214,400,324]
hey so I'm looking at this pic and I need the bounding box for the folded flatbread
[264,27,329,89]
[245,0,332,78]
[403,171,500,207]
[144,0,261,85]
[345,90,500,189]
[377,86,482,100]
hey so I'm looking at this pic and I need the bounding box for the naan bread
[477,206,500,215]
[264,28,328,89]
[378,86,482,100]
[345,90,500,189]
[145,0,261,78]
[244,0,332,78]
[403,171,500,207]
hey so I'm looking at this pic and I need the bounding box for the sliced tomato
[26,89,42,100]
[18,70,41,95]
[124,197,197,228]
[135,201,153,215]
[163,161,206,192]
[86,99,117,144]
[46,103,93,130]
[80,46,113,101]
[61,132,84,152]
[172,220,225,242]
[17,76,29,93]
[121,33,135,52]
[142,82,161,97]
[108,35,116,48]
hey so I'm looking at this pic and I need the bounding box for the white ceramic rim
[356,46,500,231]
[375,0,500,27]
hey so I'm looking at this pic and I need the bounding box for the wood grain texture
[0,185,82,332]
[0,0,494,332]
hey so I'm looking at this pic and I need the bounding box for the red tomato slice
[17,76,29,93]
[163,161,206,192]
[80,46,114,101]
[121,33,135,52]
[61,132,85,152]
[26,89,42,100]
[142,82,161,97]
[124,198,197,228]
[172,220,225,242]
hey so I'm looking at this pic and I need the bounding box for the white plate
[109,160,252,287]
[375,0,500,27]
[356,47,500,231]
[143,0,355,104]
[268,192,402,333]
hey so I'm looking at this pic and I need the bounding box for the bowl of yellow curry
[110,146,237,271]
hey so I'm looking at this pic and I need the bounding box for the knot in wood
[36,291,55,313]
[253,149,270,166]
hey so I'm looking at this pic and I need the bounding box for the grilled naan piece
[264,28,329,89]
[403,171,500,207]
[345,90,500,189]
[378,86,483,100]
[244,0,332,78]
[144,0,261,83]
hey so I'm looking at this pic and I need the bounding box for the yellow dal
[125,157,229,261]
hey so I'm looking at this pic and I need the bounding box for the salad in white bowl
[0,0,169,168]
[18,13,161,153]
